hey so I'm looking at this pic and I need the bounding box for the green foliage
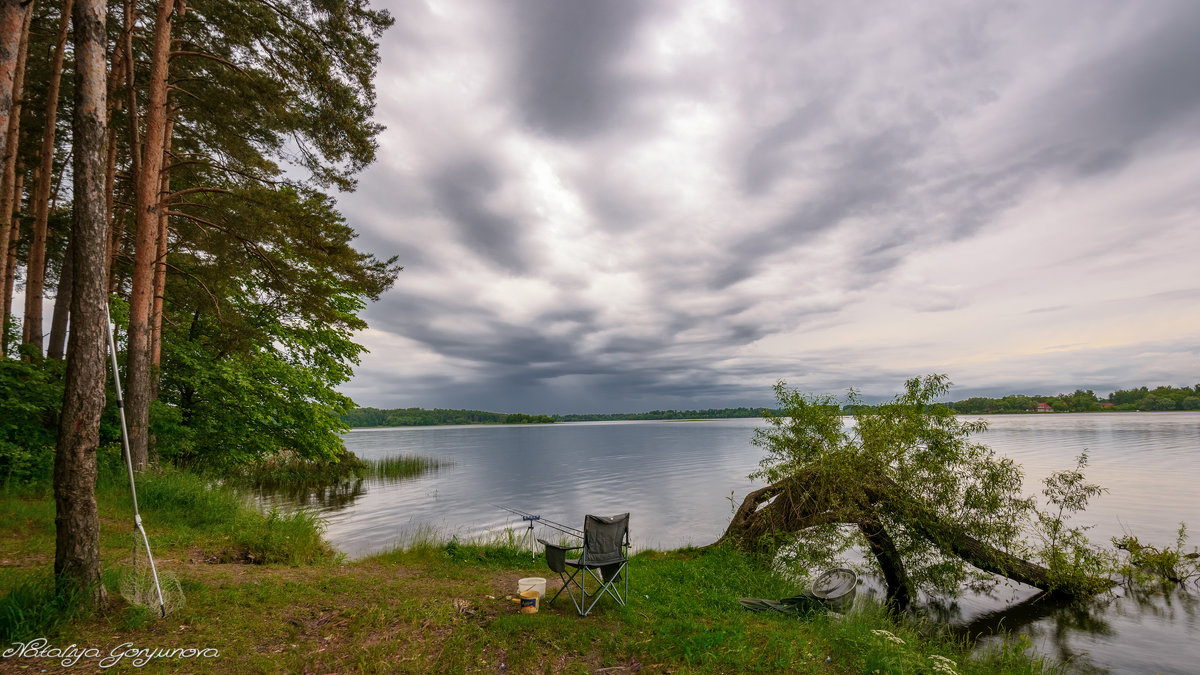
[150,184,399,467]
[224,449,366,486]
[1113,524,1200,585]
[0,359,65,488]
[172,0,394,191]
[754,375,1033,597]
[1034,453,1113,593]
[1,315,20,359]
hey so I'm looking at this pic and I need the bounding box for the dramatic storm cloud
[336,0,1200,413]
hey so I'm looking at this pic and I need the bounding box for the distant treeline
[344,387,1200,428]
[341,406,775,428]
[948,385,1200,414]
[342,407,556,427]
[554,407,777,422]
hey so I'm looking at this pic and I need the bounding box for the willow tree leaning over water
[713,375,1113,611]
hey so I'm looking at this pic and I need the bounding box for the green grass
[1,467,1058,673]
[0,573,90,644]
[369,538,1057,674]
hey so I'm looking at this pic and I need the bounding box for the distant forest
[342,385,1200,428]
[947,384,1200,414]
[342,408,556,427]
[341,406,774,428]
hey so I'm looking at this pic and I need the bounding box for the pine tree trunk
[0,1,30,351]
[54,0,107,607]
[2,187,18,351]
[106,205,125,293]
[125,0,175,471]
[102,92,117,289]
[47,236,71,358]
[104,0,135,297]
[23,0,73,356]
[121,0,138,181]
[0,0,27,169]
[149,116,172,379]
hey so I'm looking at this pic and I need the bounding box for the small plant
[870,628,905,645]
[1114,523,1200,586]
[928,654,959,674]
[1035,452,1113,593]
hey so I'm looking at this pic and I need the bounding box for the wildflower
[869,629,905,645]
[929,654,959,674]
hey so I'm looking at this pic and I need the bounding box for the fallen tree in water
[710,376,1114,610]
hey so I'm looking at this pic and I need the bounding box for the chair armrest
[537,538,581,552]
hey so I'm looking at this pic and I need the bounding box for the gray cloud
[337,0,1200,413]
[507,0,659,139]
[429,159,532,273]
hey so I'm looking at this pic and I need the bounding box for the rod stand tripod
[522,515,540,561]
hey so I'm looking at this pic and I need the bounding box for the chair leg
[545,567,580,606]
[579,564,627,616]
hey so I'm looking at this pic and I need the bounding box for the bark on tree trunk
[2,194,17,350]
[102,98,117,289]
[0,0,30,351]
[122,0,138,181]
[858,517,914,609]
[54,0,107,607]
[47,236,71,358]
[106,205,125,292]
[0,0,27,170]
[125,0,175,471]
[149,116,173,382]
[23,0,73,357]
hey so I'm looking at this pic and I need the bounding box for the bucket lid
[811,568,857,600]
[518,577,546,585]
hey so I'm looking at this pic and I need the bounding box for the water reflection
[251,463,444,511]
[952,591,1114,673]
[252,478,367,510]
[954,584,1200,674]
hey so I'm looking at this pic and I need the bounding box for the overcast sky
[334,0,1200,414]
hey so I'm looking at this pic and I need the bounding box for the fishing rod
[492,503,583,537]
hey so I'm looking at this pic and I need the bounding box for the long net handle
[105,304,166,617]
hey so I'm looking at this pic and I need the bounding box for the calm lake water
[261,412,1200,674]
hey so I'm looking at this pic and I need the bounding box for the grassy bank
[1,469,1053,673]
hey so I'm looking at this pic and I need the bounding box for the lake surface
[262,413,1200,673]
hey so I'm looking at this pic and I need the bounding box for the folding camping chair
[538,513,630,616]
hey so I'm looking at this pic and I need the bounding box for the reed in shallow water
[227,450,445,487]
[359,454,444,481]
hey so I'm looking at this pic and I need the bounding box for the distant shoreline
[342,402,1199,428]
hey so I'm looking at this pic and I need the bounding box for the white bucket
[518,577,546,598]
